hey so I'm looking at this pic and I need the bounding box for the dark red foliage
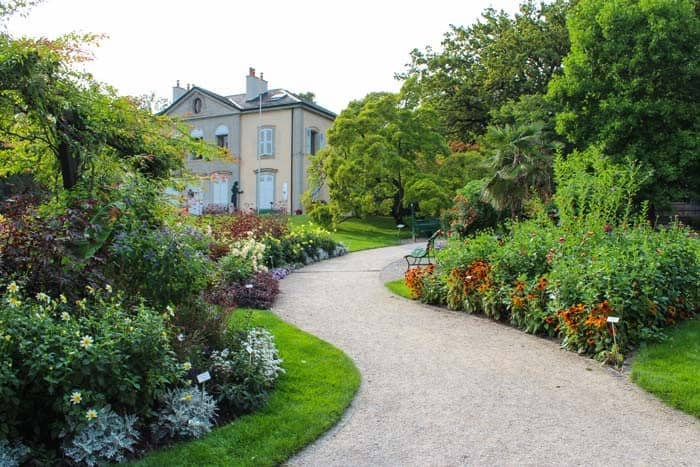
[205,272,280,310]
[0,196,106,299]
[217,211,289,241]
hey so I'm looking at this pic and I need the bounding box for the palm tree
[482,121,558,214]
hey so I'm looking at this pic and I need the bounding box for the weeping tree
[306,92,448,224]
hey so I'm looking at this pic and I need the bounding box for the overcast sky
[7,0,521,114]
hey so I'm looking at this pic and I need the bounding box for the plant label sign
[197,371,211,383]
[607,316,620,323]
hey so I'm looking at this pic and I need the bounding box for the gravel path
[273,244,700,466]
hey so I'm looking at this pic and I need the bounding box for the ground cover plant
[631,318,700,418]
[134,310,361,467]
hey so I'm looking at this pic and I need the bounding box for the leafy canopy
[548,0,700,206]
[305,92,449,223]
[398,0,572,143]
[0,30,218,191]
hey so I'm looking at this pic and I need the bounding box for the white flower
[35,292,51,303]
[79,335,93,349]
[70,391,82,405]
[6,281,19,294]
[61,312,71,321]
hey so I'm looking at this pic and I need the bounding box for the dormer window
[193,97,202,114]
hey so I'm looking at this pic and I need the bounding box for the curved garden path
[273,244,700,466]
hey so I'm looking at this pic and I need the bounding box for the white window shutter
[305,128,312,154]
[258,128,264,156]
[319,133,325,149]
[266,128,274,155]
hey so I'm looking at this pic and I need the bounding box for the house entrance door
[212,178,229,207]
[257,173,274,211]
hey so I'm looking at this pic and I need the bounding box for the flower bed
[406,218,699,362]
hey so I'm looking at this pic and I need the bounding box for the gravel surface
[274,244,700,466]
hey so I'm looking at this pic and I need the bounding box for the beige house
[161,68,335,214]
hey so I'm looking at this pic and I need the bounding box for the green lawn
[290,215,403,252]
[135,309,360,466]
[631,318,700,418]
[385,279,411,299]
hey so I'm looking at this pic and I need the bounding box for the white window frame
[258,126,275,157]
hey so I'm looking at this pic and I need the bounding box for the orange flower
[587,337,596,345]
[536,277,548,291]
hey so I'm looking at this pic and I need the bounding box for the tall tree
[306,93,448,223]
[398,0,573,143]
[548,0,700,208]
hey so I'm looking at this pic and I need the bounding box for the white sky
[7,0,521,114]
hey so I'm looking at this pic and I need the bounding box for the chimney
[172,80,185,102]
[246,66,268,100]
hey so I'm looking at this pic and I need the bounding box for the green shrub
[108,223,212,308]
[0,285,181,444]
[308,203,334,229]
[441,180,501,238]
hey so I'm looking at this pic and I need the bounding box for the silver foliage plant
[211,327,284,386]
[63,407,139,467]
[0,439,29,467]
[242,327,285,384]
[152,386,217,441]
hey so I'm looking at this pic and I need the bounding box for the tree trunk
[392,182,404,225]
[57,139,78,189]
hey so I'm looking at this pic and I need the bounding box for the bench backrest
[426,229,441,252]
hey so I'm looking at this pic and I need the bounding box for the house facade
[161,68,335,214]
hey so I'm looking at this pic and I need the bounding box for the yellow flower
[183,362,192,371]
[79,335,93,349]
[182,393,192,402]
[70,391,82,405]
[4,335,10,342]
[7,296,21,307]
[75,299,86,310]
[7,282,19,294]
[85,409,98,420]
[85,285,95,295]
[59,294,67,304]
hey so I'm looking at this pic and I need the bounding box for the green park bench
[411,217,441,241]
[404,229,441,270]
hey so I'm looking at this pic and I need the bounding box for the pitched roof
[160,86,336,119]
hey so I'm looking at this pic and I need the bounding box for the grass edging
[135,309,361,466]
[630,318,700,418]
[385,279,411,299]
[291,215,401,252]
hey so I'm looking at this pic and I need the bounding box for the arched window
[215,125,229,149]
